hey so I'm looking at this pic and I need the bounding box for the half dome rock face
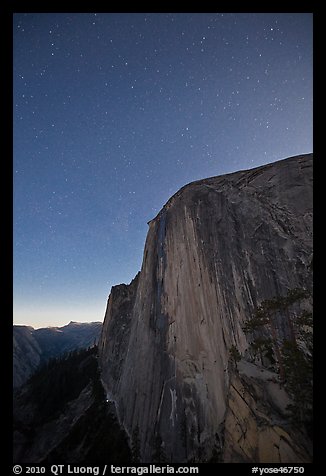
[99,153,313,463]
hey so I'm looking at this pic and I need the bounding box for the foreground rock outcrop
[99,154,313,463]
[13,348,131,463]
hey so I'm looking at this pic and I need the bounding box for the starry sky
[13,12,313,329]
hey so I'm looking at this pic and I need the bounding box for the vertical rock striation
[99,154,313,462]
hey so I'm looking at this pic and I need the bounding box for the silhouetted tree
[243,287,313,432]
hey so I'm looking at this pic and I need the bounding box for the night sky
[13,13,313,328]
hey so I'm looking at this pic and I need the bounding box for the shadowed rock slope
[14,321,102,387]
[13,347,131,463]
[99,154,313,463]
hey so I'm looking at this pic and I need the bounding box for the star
[13,12,312,328]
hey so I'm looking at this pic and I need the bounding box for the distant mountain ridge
[13,321,102,388]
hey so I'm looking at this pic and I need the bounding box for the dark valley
[13,321,102,387]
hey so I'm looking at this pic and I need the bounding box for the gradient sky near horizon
[13,12,313,329]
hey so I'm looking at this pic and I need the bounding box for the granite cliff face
[99,154,313,463]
